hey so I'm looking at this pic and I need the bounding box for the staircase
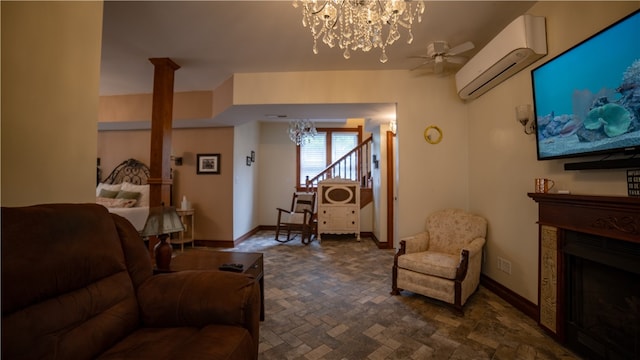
[305,137,373,208]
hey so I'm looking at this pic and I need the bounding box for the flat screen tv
[532,10,640,162]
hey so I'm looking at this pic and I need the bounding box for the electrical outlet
[502,258,512,275]
[497,257,512,275]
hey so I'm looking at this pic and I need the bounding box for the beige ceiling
[100,1,536,125]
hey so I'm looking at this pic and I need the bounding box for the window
[297,127,361,188]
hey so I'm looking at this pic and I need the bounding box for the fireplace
[564,231,640,359]
[529,193,640,359]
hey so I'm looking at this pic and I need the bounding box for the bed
[96,159,151,232]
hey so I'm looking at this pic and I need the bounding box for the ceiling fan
[410,41,475,74]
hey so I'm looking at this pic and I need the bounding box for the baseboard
[370,232,380,246]
[480,274,539,321]
[193,239,234,248]
[193,226,264,248]
[358,231,376,242]
[236,226,262,243]
[369,232,393,249]
[194,227,386,251]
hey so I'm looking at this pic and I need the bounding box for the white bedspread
[108,207,149,232]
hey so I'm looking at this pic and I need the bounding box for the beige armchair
[391,208,487,312]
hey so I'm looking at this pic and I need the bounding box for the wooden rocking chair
[275,192,316,245]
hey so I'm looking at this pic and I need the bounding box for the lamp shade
[141,206,184,237]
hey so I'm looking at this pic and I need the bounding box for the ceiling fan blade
[407,55,431,59]
[445,55,468,64]
[447,41,475,56]
[410,60,434,71]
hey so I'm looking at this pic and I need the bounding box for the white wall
[397,74,471,237]
[371,127,384,242]
[258,122,299,226]
[468,1,639,303]
[235,71,470,244]
[257,119,377,230]
[233,120,260,239]
[2,1,103,206]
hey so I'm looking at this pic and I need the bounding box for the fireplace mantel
[528,192,640,347]
[528,193,640,244]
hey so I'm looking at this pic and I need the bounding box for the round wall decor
[424,125,443,144]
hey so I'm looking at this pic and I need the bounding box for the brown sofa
[2,203,260,359]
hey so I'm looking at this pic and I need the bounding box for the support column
[148,57,180,252]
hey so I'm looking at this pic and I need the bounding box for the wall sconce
[170,155,183,166]
[516,104,535,135]
[389,120,397,134]
[372,154,379,169]
[246,150,256,166]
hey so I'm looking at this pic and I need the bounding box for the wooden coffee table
[158,250,264,321]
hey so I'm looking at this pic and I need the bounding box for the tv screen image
[532,10,640,161]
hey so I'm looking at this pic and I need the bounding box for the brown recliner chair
[2,203,260,360]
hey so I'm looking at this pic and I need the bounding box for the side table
[174,208,195,251]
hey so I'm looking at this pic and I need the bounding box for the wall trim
[196,226,384,248]
[480,274,539,321]
[370,232,390,249]
[194,226,263,248]
[194,240,234,248]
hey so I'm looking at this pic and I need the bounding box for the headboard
[103,159,151,185]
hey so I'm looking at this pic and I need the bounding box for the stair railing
[305,137,373,191]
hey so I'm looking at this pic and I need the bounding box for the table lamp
[141,205,185,270]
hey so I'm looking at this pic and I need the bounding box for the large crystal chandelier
[293,0,425,63]
[288,119,318,146]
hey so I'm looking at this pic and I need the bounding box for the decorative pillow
[120,182,149,207]
[96,197,137,208]
[115,190,141,200]
[96,183,121,197]
[98,189,119,198]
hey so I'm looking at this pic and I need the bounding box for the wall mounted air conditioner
[455,15,547,100]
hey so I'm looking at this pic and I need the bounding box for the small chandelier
[288,119,318,146]
[293,0,425,63]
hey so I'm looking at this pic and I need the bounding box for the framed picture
[197,154,220,174]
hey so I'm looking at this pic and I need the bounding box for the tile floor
[188,231,581,360]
